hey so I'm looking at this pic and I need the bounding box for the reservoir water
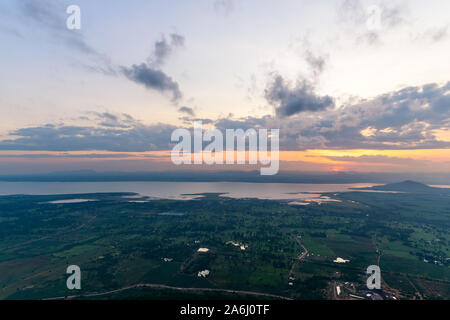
[0,181,379,200]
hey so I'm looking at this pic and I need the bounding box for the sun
[330,166,345,172]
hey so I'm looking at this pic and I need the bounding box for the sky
[0,0,449,174]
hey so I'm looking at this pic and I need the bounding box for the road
[288,234,308,279]
[44,283,293,300]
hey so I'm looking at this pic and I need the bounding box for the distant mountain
[0,170,449,185]
[373,180,433,192]
[354,180,449,194]
[0,170,388,183]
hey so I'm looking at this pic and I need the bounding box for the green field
[0,188,449,300]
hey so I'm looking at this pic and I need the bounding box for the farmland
[0,184,449,300]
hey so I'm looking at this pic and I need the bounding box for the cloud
[304,82,450,149]
[216,81,450,150]
[324,154,428,165]
[303,49,327,79]
[265,74,335,117]
[296,37,329,79]
[121,63,182,102]
[1,82,448,153]
[17,2,183,101]
[88,112,139,128]
[264,39,333,117]
[20,0,97,55]
[0,117,177,152]
[121,33,185,103]
[17,0,116,75]
[415,25,449,43]
[179,117,214,125]
[178,106,196,117]
[0,153,141,159]
[429,26,449,42]
[214,0,234,16]
[151,33,185,66]
[215,116,269,131]
[337,0,407,45]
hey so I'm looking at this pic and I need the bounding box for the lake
[0,181,378,200]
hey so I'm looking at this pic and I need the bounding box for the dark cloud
[303,82,450,149]
[216,81,450,150]
[264,39,332,117]
[0,120,177,152]
[0,153,139,159]
[18,1,182,100]
[1,82,448,153]
[0,112,177,153]
[265,74,335,117]
[215,116,269,131]
[121,63,182,102]
[89,112,139,128]
[296,37,329,79]
[178,106,196,117]
[121,33,185,103]
[151,33,185,66]
[304,49,327,78]
[179,117,214,125]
